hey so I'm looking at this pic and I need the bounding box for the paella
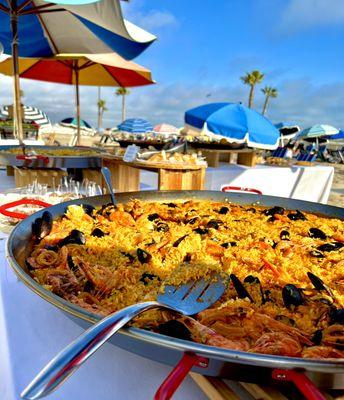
[26,200,344,359]
[0,147,99,157]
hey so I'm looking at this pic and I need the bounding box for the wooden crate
[102,159,140,192]
[237,152,257,167]
[158,167,205,190]
[14,167,67,188]
[82,168,103,186]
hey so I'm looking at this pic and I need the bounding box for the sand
[326,163,344,207]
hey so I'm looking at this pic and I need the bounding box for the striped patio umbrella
[325,130,344,141]
[153,123,179,134]
[118,118,153,133]
[0,53,154,144]
[296,124,339,139]
[0,104,51,126]
[274,122,300,146]
[0,0,156,141]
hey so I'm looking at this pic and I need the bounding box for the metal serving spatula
[21,275,227,400]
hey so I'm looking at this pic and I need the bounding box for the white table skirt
[0,235,206,400]
[205,164,334,203]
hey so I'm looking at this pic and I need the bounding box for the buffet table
[0,235,206,400]
[205,163,335,203]
[103,157,206,191]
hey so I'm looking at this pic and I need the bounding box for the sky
[0,0,344,129]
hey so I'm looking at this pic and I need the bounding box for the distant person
[285,143,294,159]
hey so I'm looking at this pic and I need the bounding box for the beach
[327,162,344,207]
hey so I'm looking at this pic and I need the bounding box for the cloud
[278,0,344,33]
[122,1,178,32]
[1,74,343,130]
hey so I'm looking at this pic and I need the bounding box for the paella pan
[6,190,344,398]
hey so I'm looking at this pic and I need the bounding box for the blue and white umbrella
[274,122,300,145]
[60,117,92,130]
[184,102,280,150]
[323,130,344,141]
[296,124,339,140]
[0,0,156,60]
[118,118,153,133]
[0,104,51,126]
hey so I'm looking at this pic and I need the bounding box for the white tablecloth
[0,235,206,400]
[205,164,334,203]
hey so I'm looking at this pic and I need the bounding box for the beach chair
[271,147,287,158]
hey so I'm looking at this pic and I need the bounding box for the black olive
[207,220,222,230]
[309,228,327,240]
[311,329,323,345]
[98,203,116,217]
[67,255,78,272]
[317,242,344,252]
[155,221,169,232]
[186,217,198,225]
[275,315,296,326]
[139,272,160,285]
[221,241,237,248]
[81,204,95,216]
[59,229,85,247]
[230,274,253,302]
[157,320,192,340]
[282,284,303,308]
[91,228,105,237]
[329,308,344,325]
[148,213,159,221]
[84,280,94,292]
[32,217,43,239]
[183,253,192,262]
[164,203,177,208]
[267,216,276,222]
[264,206,285,216]
[310,250,325,258]
[246,207,256,213]
[280,230,290,240]
[244,275,260,284]
[287,210,307,221]
[121,252,135,262]
[218,206,229,215]
[137,248,152,264]
[173,235,188,247]
[193,228,209,235]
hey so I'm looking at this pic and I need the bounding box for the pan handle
[0,199,52,220]
[221,186,263,195]
[154,353,208,400]
[272,369,326,400]
[16,155,50,164]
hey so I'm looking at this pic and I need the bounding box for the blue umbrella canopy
[0,0,156,60]
[324,130,344,141]
[60,117,92,129]
[296,124,339,139]
[118,118,153,133]
[185,102,280,149]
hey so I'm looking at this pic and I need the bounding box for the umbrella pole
[10,0,24,145]
[74,63,81,146]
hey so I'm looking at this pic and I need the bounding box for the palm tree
[261,86,278,116]
[97,99,107,130]
[115,87,130,122]
[240,70,264,108]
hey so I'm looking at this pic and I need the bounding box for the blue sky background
[0,0,343,129]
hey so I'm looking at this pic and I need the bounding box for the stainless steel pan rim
[6,190,344,375]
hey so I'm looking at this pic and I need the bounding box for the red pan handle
[221,186,263,195]
[272,369,326,400]
[0,198,52,220]
[16,154,49,164]
[154,353,208,400]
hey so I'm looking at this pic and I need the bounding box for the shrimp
[250,332,303,357]
[322,325,344,349]
[178,316,250,351]
[302,346,344,359]
[109,210,135,227]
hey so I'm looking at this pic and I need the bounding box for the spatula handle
[21,301,169,400]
